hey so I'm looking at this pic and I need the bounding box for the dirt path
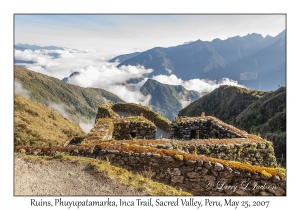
[14,157,147,196]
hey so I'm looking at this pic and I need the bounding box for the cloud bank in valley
[15,48,153,106]
[67,65,153,105]
[15,47,245,108]
[152,74,245,94]
[15,46,247,128]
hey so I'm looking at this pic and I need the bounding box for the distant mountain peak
[15,43,65,51]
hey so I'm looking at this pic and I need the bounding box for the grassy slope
[179,85,265,123]
[14,93,85,146]
[233,87,286,163]
[14,66,124,121]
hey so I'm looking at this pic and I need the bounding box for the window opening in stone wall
[130,132,136,138]
[190,130,196,139]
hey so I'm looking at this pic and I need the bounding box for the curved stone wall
[104,103,171,132]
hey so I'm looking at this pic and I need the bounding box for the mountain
[15,43,65,51]
[140,79,201,120]
[205,38,286,90]
[179,85,265,123]
[14,93,85,147]
[113,30,286,90]
[209,31,284,64]
[116,41,229,80]
[14,66,124,122]
[233,87,286,163]
[109,52,141,63]
[62,71,80,82]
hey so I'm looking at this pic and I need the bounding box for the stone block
[171,175,184,184]
[186,172,200,179]
[213,162,224,172]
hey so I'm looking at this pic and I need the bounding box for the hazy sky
[15,14,286,51]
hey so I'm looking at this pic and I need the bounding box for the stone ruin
[169,116,248,140]
[86,103,170,142]
[15,102,285,196]
[86,116,157,141]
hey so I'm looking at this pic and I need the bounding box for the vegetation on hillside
[14,66,124,122]
[14,93,85,146]
[233,87,286,164]
[178,85,286,166]
[179,85,265,123]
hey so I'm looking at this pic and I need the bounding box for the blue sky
[15,14,286,51]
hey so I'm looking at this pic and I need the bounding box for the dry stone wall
[111,103,170,132]
[95,104,119,122]
[86,118,114,142]
[183,140,275,167]
[96,149,285,196]
[87,117,156,141]
[147,139,277,167]
[112,118,156,140]
[169,116,248,140]
[15,143,285,196]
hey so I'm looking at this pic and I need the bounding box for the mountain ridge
[14,66,124,123]
[113,30,286,90]
[140,79,201,120]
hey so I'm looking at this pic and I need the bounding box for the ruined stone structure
[169,116,248,140]
[95,103,170,132]
[85,104,277,166]
[86,103,170,141]
[86,116,156,141]
[16,102,285,195]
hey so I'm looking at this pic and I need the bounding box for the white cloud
[15,49,59,68]
[47,101,94,133]
[67,65,153,105]
[14,81,30,98]
[78,119,95,134]
[152,74,245,95]
[47,102,71,120]
[15,48,153,105]
[180,100,192,109]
